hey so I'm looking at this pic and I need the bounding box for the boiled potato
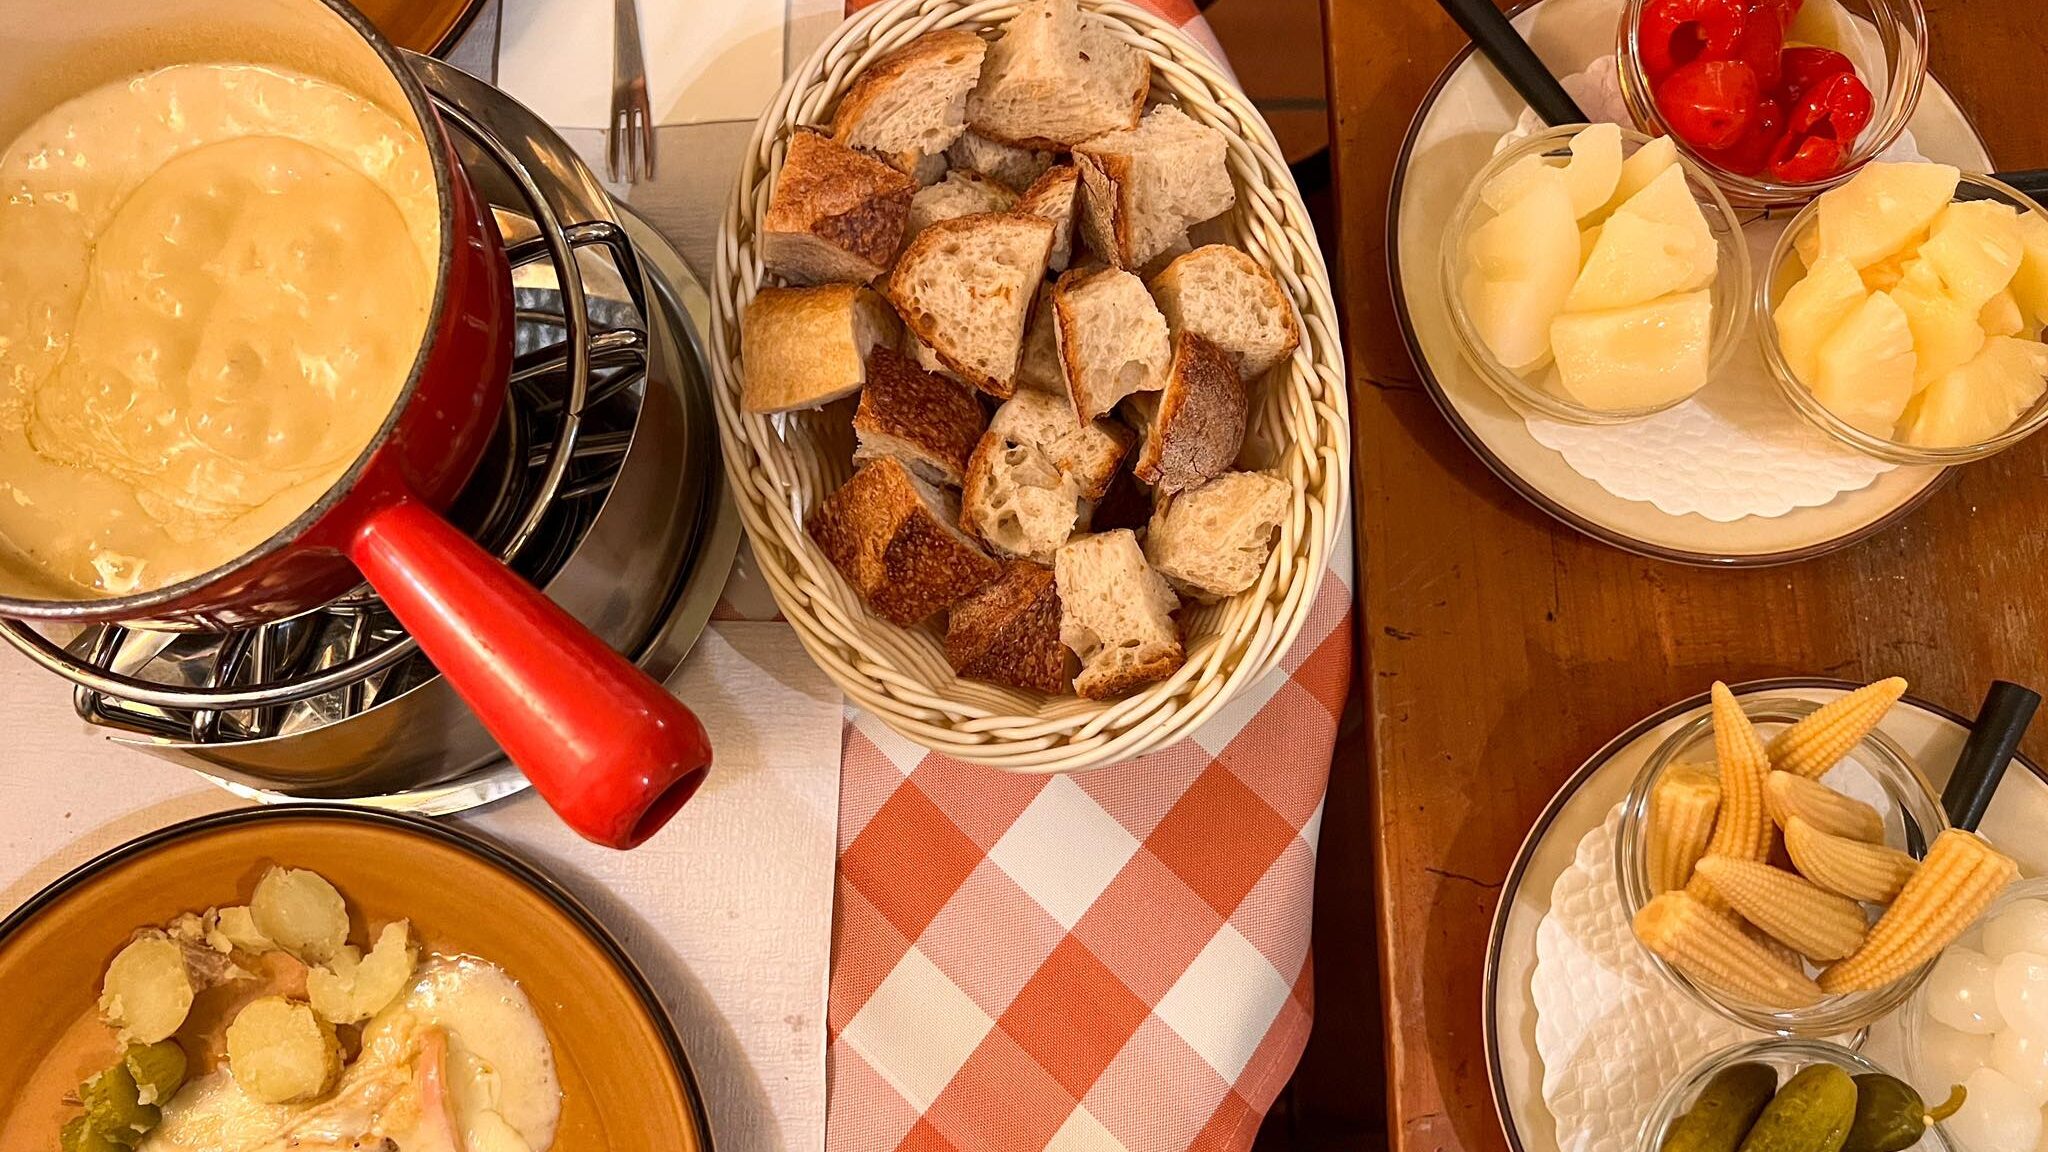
[250,868,349,963]
[99,934,194,1045]
[225,997,341,1104]
[307,921,417,1025]
[209,905,276,954]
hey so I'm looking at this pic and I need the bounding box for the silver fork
[607,0,655,183]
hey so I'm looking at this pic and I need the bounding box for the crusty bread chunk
[761,130,918,285]
[742,285,899,413]
[967,0,1148,148]
[808,457,1000,625]
[852,347,988,487]
[960,430,1083,565]
[1130,331,1246,492]
[1144,471,1289,600]
[1056,530,1183,699]
[1149,245,1301,379]
[886,212,1055,398]
[1075,105,1235,270]
[906,171,1018,242]
[945,560,1074,693]
[947,130,1059,191]
[1015,284,1065,393]
[831,29,988,178]
[988,387,1131,500]
[1052,266,1172,422]
[1018,164,1082,273]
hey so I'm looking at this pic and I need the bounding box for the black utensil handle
[1942,680,2041,832]
[1992,169,2048,203]
[1435,0,1588,128]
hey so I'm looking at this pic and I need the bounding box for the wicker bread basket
[708,0,1352,772]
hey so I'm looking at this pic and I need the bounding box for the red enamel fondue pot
[0,0,710,849]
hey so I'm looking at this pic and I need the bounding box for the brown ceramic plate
[356,0,486,55]
[0,806,710,1152]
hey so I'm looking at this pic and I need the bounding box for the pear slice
[1463,166,1581,370]
[1567,211,1709,313]
[1599,135,1678,223]
[1810,291,1918,435]
[1814,162,1961,270]
[1549,290,1712,411]
[1901,336,2048,447]
[1918,200,2024,309]
[1610,165,1717,292]
[1773,256,1868,385]
[1580,223,1603,264]
[1891,258,1987,387]
[1480,154,1558,214]
[2008,212,2048,329]
[1561,123,1624,220]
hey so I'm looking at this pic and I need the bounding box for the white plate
[1483,678,2048,1152]
[1389,0,1993,566]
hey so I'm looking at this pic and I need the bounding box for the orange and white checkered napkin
[826,540,1354,1152]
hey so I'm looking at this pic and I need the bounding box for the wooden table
[1304,2,2048,1150]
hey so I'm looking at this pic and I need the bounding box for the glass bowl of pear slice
[1615,681,1963,1037]
[1760,163,2048,464]
[1441,123,1752,425]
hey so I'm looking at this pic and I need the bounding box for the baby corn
[1766,677,1908,779]
[1742,917,1806,970]
[1648,766,1721,894]
[1764,772,1885,843]
[1693,855,1869,962]
[1703,682,1774,862]
[1783,816,1919,903]
[1820,830,2018,994]
[1634,891,1825,1009]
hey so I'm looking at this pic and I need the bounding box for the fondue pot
[0,0,711,849]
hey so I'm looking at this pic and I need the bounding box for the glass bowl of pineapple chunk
[1615,685,1950,1037]
[1442,124,1752,425]
[1762,163,2048,463]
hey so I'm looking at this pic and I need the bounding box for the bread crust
[831,29,988,175]
[1148,245,1303,379]
[1133,331,1246,492]
[853,347,988,486]
[763,130,917,284]
[806,457,1000,624]
[945,560,1073,693]
[742,285,897,413]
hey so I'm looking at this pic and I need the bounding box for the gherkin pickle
[122,1041,188,1107]
[1842,1075,1965,1152]
[78,1065,159,1146]
[1662,1062,1780,1152]
[1737,1064,1857,1152]
[59,1116,125,1152]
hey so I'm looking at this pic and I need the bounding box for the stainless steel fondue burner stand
[0,56,738,815]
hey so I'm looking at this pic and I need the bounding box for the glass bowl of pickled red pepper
[1617,0,1928,206]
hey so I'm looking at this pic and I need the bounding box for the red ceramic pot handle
[349,496,711,848]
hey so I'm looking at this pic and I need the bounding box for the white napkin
[1499,57,1909,523]
[0,620,840,1152]
[498,0,786,128]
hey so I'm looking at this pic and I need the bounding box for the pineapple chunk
[2011,212,2048,329]
[1549,290,1712,410]
[1580,223,1603,264]
[1901,336,2048,447]
[1600,135,1678,222]
[1463,166,1581,371]
[1811,291,1918,435]
[1561,123,1623,220]
[1566,211,1711,313]
[1814,162,1961,270]
[1918,200,2024,309]
[1891,258,1987,387]
[1982,290,2026,338]
[1773,256,1868,385]
[1860,244,1921,293]
[1797,226,1822,271]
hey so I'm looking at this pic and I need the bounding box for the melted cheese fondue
[0,63,440,597]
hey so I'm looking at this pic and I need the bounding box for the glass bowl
[1439,124,1752,425]
[1616,693,1950,1036]
[1758,172,2048,465]
[1617,0,1928,208]
[1637,1037,1891,1152]
[1901,876,2048,1152]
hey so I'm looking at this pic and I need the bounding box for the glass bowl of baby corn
[1638,1037,1958,1152]
[1902,876,2048,1151]
[1615,680,2002,1036]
